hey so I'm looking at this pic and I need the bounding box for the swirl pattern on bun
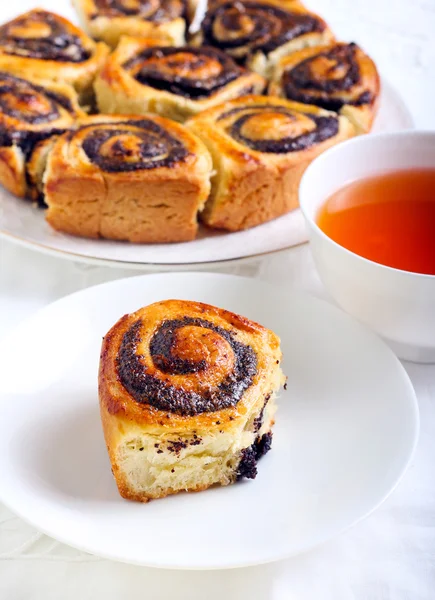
[118,314,257,415]
[73,0,187,47]
[187,95,355,231]
[43,115,212,243]
[95,37,266,122]
[0,10,109,101]
[124,46,243,99]
[80,118,189,172]
[219,103,339,153]
[92,0,185,20]
[0,71,84,201]
[99,299,285,501]
[193,0,334,77]
[0,10,91,62]
[0,73,76,127]
[269,42,380,133]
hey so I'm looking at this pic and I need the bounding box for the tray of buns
[0,1,413,267]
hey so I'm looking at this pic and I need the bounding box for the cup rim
[299,130,435,281]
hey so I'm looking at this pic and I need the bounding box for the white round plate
[0,80,413,270]
[0,273,419,569]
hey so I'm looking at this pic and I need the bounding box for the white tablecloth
[1,0,435,598]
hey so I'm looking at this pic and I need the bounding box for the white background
[0,0,435,598]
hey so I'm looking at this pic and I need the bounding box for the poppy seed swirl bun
[43,115,212,243]
[187,95,355,231]
[99,299,285,501]
[0,9,109,101]
[93,0,185,20]
[94,36,266,122]
[80,118,189,172]
[269,42,380,133]
[192,0,334,77]
[123,45,244,100]
[0,10,90,62]
[221,103,340,153]
[73,0,187,47]
[0,71,84,201]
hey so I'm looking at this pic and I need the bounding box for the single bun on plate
[0,71,84,202]
[73,0,187,48]
[0,9,109,102]
[192,0,334,78]
[43,114,212,243]
[187,95,355,231]
[269,42,380,134]
[99,299,285,502]
[94,36,266,122]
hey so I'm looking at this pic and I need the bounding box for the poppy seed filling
[0,12,91,62]
[218,104,339,152]
[202,1,324,60]
[283,43,373,111]
[81,118,188,172]
[124,46,242,99]
[117,318,258,415]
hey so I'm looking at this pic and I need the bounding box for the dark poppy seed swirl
[218,104,339,153]
[0,71,75,156]
[93,0,185,22]
[81,118,189,172]
[282,43,373,111]
[123,46,243,99]
[0,10,90,63]
[117,318,258,416]
[201,1,325,62]
[0,72,73,125]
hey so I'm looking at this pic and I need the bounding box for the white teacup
[299,131,435,363]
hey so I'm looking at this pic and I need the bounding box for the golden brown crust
[0,71,85,200]
[269,42,381,133]
[94,36,266,122]
[26,136,60,204]
[44,114,212,242]
[0,146,26,198]
[73,0,187,48]
[99,299,283,501]
[192,0,334,78]
[186,95,355,230]
[99,299,281,431]
[0,9,109,101]
[114,479,223,502]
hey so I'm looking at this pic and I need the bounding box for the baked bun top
[123,44,245,99]
[47,114,211,175]
[97,36,266,105]
[0,71,82,133]
[90,0,186,22]
[200,0,328,63]
[99,299,282,431]
[270,42,380,111]
[187,95,355,164]
[0,9,97,64]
